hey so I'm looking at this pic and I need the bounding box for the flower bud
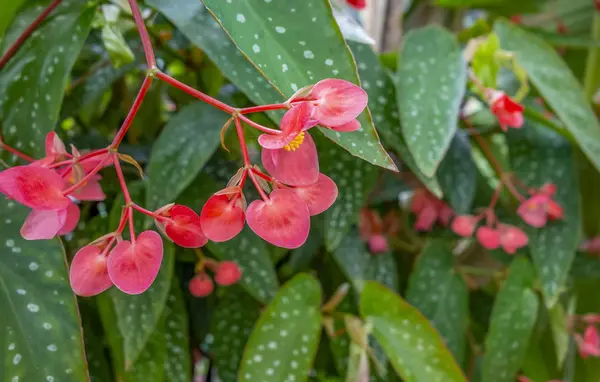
[214,261,242,286]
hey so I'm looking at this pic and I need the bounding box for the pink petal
[517,195,548,228]
[584,325,600,348]
[311,79,368,126]
[261,133,319,186]
[71,178,106,201]
[164,205,208,248]
[258,103,314,149]
[477,227,501,250]
[498,224,529,254]
[368,234,388,254]
[189,273,214,297]
[329,119,361,132]
[69,245,113,297]
[58,203,81,235]
[414,205,438,231]
[200,193,245,242]
[107,230,164,295]
[45,131,67,160]
[0,165,70,210]
[452,215,478,237]
[246,189,310,249]
[289,173,338,216]
[20,208,67,240]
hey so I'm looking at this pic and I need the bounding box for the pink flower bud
[452,215,478,237]
[477,226,501,250]
[368,234,388,254]
[214,261,242,286]
[189,273,214,297]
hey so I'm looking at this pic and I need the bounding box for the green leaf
[348,41,442,197]
[163,278,191,382]
[481,258,539,382]
[239,274,322,382]
[438,133,477,214]
[207,227,279,303]
[332,233,398,292]
[122,321,167,382]
[360,281,467,382]
[107,243,175,368]
[0,0,25,44]
[146,100,229,209]
[101,24,135,68]
[210,287,261,382]
[0,0,94,158]
[395,26,467,177]
[495,20,600,173]
[471,33,500,89]
[0,199,89,381]
[507,121,581,307]
[320,140,379,251]
[198,0,395,170]
[406,240,469,365]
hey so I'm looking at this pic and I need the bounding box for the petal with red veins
[200,193,245,242]
[107,230,164,295]
[164,205,208,248]
[58,203,81,236]
[261,133,319,186]
[246,189,310,249]
[20,208,68,240]
[311,79,368,126]
[69,245,113,297]
[290,173,338,216]
[258,103,314,149]
[0,165,70,210]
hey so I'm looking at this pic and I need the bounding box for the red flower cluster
[359,209,392,254]
[452,214,528,254]
[410,189,453,232]
[487,90,524,132]
[189,260,242,298]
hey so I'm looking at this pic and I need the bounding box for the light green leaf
[210,287,261,382]
[0,0,25,44]
[406,240,469,365]
[438,133,477,214]
[108,243,175,368]
[482,258,539,382]
[360,281,467,382]
[101,24,135,68]
[395,26,467,177]
[349,41,442,197]
[163,278,191,382]
[320,139,379,251]
[207,227,279,303]
[495,20,600,173]
[507,121,581,307]
[0,0,94,158]
[146,101,230,209]
[239,274,322,382]
[198,0,394,170]
[0,199,89,382]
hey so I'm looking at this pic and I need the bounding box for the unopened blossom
[359,209,389,254]
[155,204,207,248]
[497,224,529,254]
[518,183,563,228]
[576,325,600,359]
[214,261,242,286]
[580,237,600,254]
[452,215,479,237]
[476,226,501,250]
[368,234,388,254]
[488,90,524,132]
[189,273,214,298]
[410,189,454,231]
[69,244,113,297]
[200,186,246,242]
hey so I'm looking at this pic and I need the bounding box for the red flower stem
[251,168,273,182]
[238,114,281,134]
[248,170,269,201]
[49,148,109,169]
[131,203,163,220]
[0,0,62,71]
[234,118,252,167]
[240,103,288,114]
[155,71,236,114]
[503,177,527,202]
[127,0,156,69]
[62,153,111,195]
[487,182,504,210]
[238,169,248,188]
[0,143,35,162]
[110,76,153,148]
[112,152,136,241]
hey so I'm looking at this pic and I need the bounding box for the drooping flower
[497,224,529,254]
[410,189,454,232]
[308,78,368,128]
[214,261,242,286]
[107,230,164,295]
[69,244,113,297]
[189,273,214,297]
[576,325,600,359]
[488,90,524,132]
[0,165,71,210]
[287,173,338,216]
[246,188,310,249]
[452,215,480,237]
[200,186,246,242]
[261,132,319,186]
[517,183,563,228]
[155,204,207,248]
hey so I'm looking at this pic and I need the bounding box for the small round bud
[214,261,242,286]
[368,234,388,254]
[452,215,478,238]
[189,273,214,297]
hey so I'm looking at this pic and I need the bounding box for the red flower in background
[346,0,367,10]
[410,189,454,231]
[488,90,524,132]
[517,183,563,228]
[475,224,528,254]
[576,325,600,359]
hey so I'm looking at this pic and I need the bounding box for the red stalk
[111,76,153,148]
[112,153,136,240]
[240,103,288,114]
[62,153,111,195]
[49,148,109,169]
[238,114,281,134]
[0,143,35,162]
[234,118,268,201]
[127,0,156,69]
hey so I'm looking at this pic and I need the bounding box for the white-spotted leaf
[395,26,467,177]
[482,258,539,382]
[406,240,469,365]
[437,133,477,214]
[163,278,191,382]
[239,274,322,382]
[360,281,467,382]
[0,199,89,382]
[207,227,279,303]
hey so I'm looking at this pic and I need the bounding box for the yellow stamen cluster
[284,132,305,152]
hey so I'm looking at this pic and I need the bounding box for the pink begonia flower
[45,132,68,161]
[258,102,315,149]
[309,79,368,128]
[189,273,214,298]
[156,204,207,248]
[107,230,164,295]
[452,215,479,237]
[69,244,113,297]
[576,325,600,359]
[517,183,563,228]
[488,90,524,132]
[288,173,338,216]
[246,189,310,249]
[214,261,242,286]
[261,132,319,186]
[368,234,388,254]
[0,165,70,210]
[58,202,81,236]
[20,208,68,240]
[410,189,454,231]
[497,224,529,254]
[476,226,501,250]
[62,157,107,201]
[200,186,246,242]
